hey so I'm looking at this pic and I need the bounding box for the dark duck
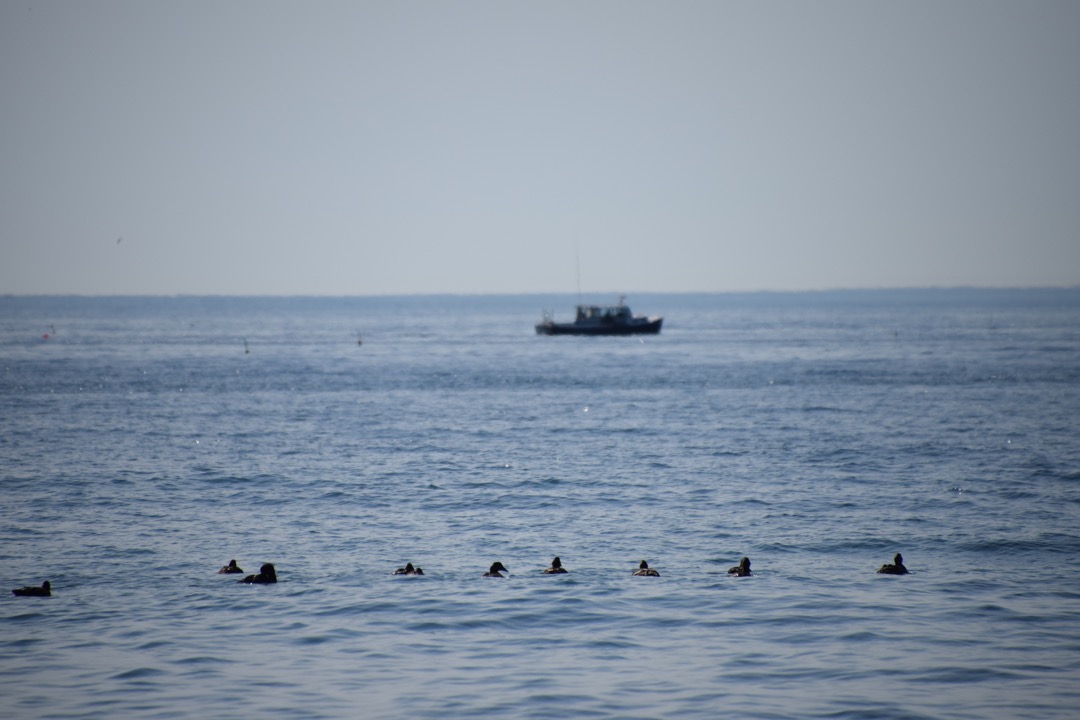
[633,560,660,577]
[218,559,243,574]
[239,563,278,584]
[543,557,568,574]
[877,553,909,575]
[12,580,51,597]
[393,563,424,576]
[483,562,509,578]
[728,557,752,577]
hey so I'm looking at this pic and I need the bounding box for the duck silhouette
[483,562,508,578]
[238,563,277,584]
[12,580,51,597]
[633,560,660,577]
[218,559,243,574]
[876,553,909,575]
[393,563,424,576]
[543,556,568,574]
[728,557,752,577]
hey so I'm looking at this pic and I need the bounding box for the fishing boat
[535,297,663,336]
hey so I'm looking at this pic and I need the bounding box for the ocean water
[2,290,1079,720]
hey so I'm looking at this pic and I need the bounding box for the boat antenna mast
[575,244,582,306]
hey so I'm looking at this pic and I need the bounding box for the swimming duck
[483,562,508,578]
[876,553,909,575]
[543,556,568,574]
[728,557,752,577]
[239,563,278,584]
[12,580,51,597]
[218,559,243,574]
[633,560,660,577]
[393,563,424,576]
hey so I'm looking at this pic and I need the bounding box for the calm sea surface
[2,290,1079,719]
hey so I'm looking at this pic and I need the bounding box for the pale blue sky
[2,1,1078,295]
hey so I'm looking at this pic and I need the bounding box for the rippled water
[2,291,1079,719]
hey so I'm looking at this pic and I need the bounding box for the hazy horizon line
[4,284,1079,300]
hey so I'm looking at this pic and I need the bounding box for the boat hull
[535,318,663,336]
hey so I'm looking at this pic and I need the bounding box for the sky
[1,1,1078,296]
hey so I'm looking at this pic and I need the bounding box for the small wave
[816,705,938,720]
[294,634,333,646]
[5,612,49,622]
[111,667,166,681]
[909,666,1023,684]
[174,655,234,666]
[955,537,1080,555]
[4,637,43,648]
